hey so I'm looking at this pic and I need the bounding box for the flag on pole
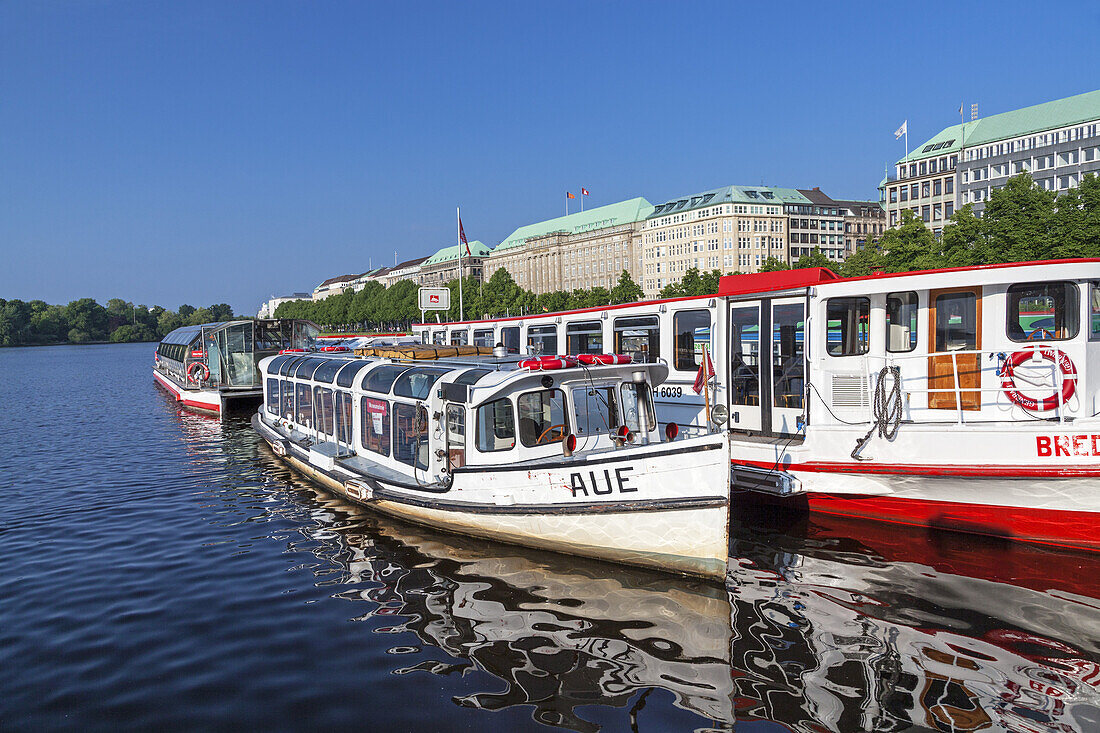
[894,120,907,139]
[581,188,589,197]
[692,347,715,394]
[458,214,471,256]
[566,192,575,199]
[958,102,964,117]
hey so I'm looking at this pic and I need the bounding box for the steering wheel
[1026,327,1055,341]
[536,424,566,444]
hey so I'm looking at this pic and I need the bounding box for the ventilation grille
[831,374,869,410]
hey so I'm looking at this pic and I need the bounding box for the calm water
[3,343,1100,732]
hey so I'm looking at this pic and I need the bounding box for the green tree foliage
[759,257,790,272]
[610,270,644,304]
[792,248,837,272]
[658,268,723,298]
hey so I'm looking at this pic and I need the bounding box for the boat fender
[343,479,373,502]
[187,361,210,385]
[1000,346,1077,412]
[577,353,633,366]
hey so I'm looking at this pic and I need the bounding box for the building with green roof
[488,197,654,295]
[883,89,1100,227]
[419,240,492,287]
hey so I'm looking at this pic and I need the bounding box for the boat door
[770,298,806,435]
[727,302,762,432]
[928,287,982,411]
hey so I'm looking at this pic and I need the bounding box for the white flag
[958,102,964,117]
[894,120,907,139]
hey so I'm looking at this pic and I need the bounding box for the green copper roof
[899,89,1100,164]
[493,197,654,253]
[423,240,491,265]
[648,185,809,219]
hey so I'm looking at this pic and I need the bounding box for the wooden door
[928,288,982,411]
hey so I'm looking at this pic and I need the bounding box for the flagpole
[456,206,464,321]
[580,188,584,212]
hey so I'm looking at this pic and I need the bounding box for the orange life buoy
[576,353,633,366]
[1000,346,1076,412]
[187,361,210,385]
[518,355,578,371]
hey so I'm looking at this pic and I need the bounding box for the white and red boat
[418,259,1100,551]
[154,319,319,415]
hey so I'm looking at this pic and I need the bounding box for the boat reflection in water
[258,448,1100,732]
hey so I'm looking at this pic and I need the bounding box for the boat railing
[814,346,1080,426]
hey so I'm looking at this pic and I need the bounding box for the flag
[692,347,715,394]
[566,192,575,199]
[894,120,907,139]
[958,102,964,117]
[581,188,589,196]
[458,215,471,256]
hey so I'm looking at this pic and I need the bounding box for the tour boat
[154,319,319,415]
[418,259,1100,551]
[250,348,732,578]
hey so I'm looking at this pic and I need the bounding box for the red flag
[581,188,589,196]
[458,215,471,256]
[566,192,575,199]
[692,347,715,394]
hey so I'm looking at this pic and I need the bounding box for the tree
[793,248,836,272]
[209,303,234,321]
[177,304,196,319]
[65,298,108,341]
[610,271,643,304]
[981,173,1055,263]
[876,210,941,272]
[838,241,883,277]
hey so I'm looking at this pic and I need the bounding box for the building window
[921,205,930,222]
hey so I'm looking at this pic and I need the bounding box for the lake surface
[3,342,1100,731]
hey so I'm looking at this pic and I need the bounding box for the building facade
[417,241,491,287]
[883,89,1100,231]
[640,185,789,298]
[379,255,428,287]
[835,199,885,253]
[486,198,654,294]
[787,188,846,261]
[312,274,360,301]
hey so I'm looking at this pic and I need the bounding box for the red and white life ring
[518,355,579,371]
[279,348,307,355]
[1000,346,1076,412]
[576,353,633,366]
[187,361,210,385]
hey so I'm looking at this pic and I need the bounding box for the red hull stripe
[732,458,1100,479]
[805,494,1099,551]
[153,371,220,413]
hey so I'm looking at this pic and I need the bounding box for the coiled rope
[851,365,902,459]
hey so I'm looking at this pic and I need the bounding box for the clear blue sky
[3,1,1099,315]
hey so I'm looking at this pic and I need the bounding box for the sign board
[418,287,450,311]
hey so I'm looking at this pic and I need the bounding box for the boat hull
[153,368,221,414]
[254,414,731,579]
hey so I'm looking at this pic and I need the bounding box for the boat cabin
[259,353,668,481]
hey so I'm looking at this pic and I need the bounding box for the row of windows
[157,341,197,363]
[898,155,958,179]
[428,310,713,372]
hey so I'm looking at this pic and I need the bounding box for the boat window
[886,292,919,352]
[313,386,335,436]
[280,380,294,419]
[450,330,468,346]
[279,356,305,376]
[475,398,516,452]
[571,386,620,436]
[526,325,558,356]
[1091,284,1100,341]
[620,382,656,432]
[335,360,370,388]
[729,306,760,406]
[393,402,429,469]
[614,316,659,363]
[473,329,495,347]
[453,368,493,386]
[825,298,870,357]
[295,383,313,427]
[420,329,430,344]
[773,303,805,408]
[267,354,294,374]
[392,367,449,399]
[361,397,390,456]
[1006,281,1079,342]
[673,310,712,371]
[335,391,353,443]
[311,359,343,384]
[362,365,409,393]
[446,404,466,470]
[935,292,977,351]
[501,326,520,353]
[432,331,446,345]
[517,390,568,447]
[566,321,603,355]
[266,378,280,415]
[293,357,326,379]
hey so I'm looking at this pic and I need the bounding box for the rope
[851,365,902,460]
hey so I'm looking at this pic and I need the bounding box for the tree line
[0,298,235,347]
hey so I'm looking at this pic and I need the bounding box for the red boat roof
[717,267,840,297]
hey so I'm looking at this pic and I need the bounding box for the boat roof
[160,321,236,345]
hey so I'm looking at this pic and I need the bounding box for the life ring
[279,348,307,355]
[1000,346,1076,412]
[187,361,210,385]
[577,353,632,366]
[518,355,578,371]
